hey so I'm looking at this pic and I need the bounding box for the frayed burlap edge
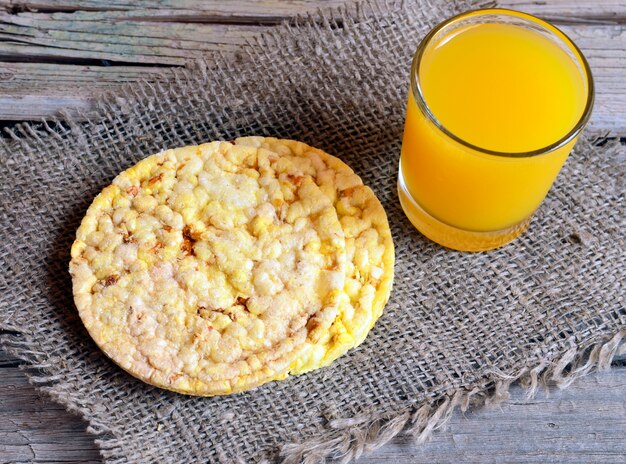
[0,0,623,463]
[2,325,623,463]
[280,330,625,464]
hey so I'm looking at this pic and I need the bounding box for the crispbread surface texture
[70,141,347,395]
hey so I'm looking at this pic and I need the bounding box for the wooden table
[1,1,624,462]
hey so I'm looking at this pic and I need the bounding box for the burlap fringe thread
[279,329,625,464]
[1,329,623,463]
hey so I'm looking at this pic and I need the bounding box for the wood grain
[0,0,350,21]
[2,0,624,21]
[0,367,102,463]
[502,0,626,22]
[1,353,624,463]
[0,0,624,132]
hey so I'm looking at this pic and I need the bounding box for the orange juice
[399,9,593,251]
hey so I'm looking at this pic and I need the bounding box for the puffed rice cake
[70,139,393,395]
[235,138,394,374]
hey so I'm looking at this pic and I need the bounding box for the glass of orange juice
[398,9,594,251]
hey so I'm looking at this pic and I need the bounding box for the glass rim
[410,8,595,158]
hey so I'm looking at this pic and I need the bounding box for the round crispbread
[235,138,395,374]
[70,141,347,395]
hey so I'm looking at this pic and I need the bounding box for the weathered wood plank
[1,26,624,132]
[1,358,624,463]
[2,0,625,23]
[0,62,166,85]
[501,0,626,23]
[558,24,626,134]
[2,1,622,66]
[0,11,270,42]
[0,3,339,66]
[0,1,349,22]
[0,17,268,65]
[0,368,102,463]
[0,1,624,128]
[0,62,169,118]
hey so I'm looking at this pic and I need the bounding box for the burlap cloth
[1,0,625,462]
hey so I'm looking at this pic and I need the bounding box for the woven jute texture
[1,0,625,462]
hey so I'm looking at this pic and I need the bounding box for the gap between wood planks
[0,0,625,132]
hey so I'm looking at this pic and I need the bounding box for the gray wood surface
[1,348,625,463]
[0,0,624,133]
[1,0,625,463]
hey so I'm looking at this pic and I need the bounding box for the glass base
[397,171,530,252]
